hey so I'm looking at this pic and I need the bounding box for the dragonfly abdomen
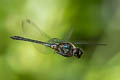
[10,36,52,47]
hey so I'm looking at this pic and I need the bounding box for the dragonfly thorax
[51,42,83,58]
[55,42,73,57]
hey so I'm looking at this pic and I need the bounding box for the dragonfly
[10,19,106,58]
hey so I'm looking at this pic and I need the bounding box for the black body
[10,36,83,58]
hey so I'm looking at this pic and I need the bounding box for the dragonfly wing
[72,41,106,46]
[63,25,73,41]
[22,19,51,41]
[48,38,65,44]
[21,19,52,54]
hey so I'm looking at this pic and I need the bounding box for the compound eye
[74,53,77,56]
[73,48,83,58]
[77,49,83,58]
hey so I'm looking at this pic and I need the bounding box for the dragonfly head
[73,48,83,58]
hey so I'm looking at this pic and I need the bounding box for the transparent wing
[72,41,106,46]
[48,38,65,44]
[21,19,52,54]
[22,19,51,41]
[63,25,73,41]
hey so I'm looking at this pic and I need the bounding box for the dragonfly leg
[56,51,72,57]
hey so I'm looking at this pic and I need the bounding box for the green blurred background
[0,0,120,80]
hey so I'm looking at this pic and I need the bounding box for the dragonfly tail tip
[10,36,22,40]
